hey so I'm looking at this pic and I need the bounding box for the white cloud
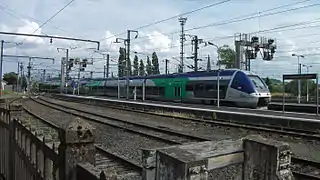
[15,20,44,44]
[0,24,11,32]
[143,31,172,52]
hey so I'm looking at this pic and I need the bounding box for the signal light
[251,36,259,43]
[270,46,276,54]
[268,39,274,45]
[254,45,260,52]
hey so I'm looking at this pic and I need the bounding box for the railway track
[95,146,142,179]
[46,95,320,140]
[24,96,214,168]
[25,96,320,179]
[21,107,143,178]
[292,157,320,180]
[29,96,210,145]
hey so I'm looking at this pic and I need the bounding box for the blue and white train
[38,69,272,108]
[85,69,271,108]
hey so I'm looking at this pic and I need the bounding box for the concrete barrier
[141,135,294,180]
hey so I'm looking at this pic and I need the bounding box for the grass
[153,110,196,119]
[271,92,294,97]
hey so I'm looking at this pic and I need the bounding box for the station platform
[268,102,319,114]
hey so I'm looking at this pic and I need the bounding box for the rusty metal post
[59,117,96,180]
[242,135,294,180]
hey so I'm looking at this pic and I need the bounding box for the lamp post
[303,64,312,102]
[206,41,222,108]
[292,53,304,103]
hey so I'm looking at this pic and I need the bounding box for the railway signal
[234,33,277,71]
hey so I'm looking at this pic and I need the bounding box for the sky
[1,0,320,80]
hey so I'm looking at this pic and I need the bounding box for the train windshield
[248,75,267,90]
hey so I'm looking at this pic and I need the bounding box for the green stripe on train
[152,77,189,99]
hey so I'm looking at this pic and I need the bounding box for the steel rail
[29,97,209,145]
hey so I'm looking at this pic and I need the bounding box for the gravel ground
[34,97,204,144]
[23,99,170,165]
[42,96,320,162]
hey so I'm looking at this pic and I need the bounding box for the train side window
[206,84,215,92]
[186,83,194,91]
[232,79,242,90]
[159,87,165,95]
[195,84,204,91]
[233,79,239,86]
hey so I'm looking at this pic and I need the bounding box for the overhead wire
[97,0,232,42]
[127,17,320,55]
[128,0,319,44]
[72,0,318,54]
[0,4,78,36]
[59,0,320,54]
[19,0,76,45]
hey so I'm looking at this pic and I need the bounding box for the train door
[172,81,182,101]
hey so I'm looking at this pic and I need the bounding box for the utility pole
[27,57,31,92]
[65,49,69,94]
[126,31,131,100]
[303,64,312,102]
[57,48,69,94]
[16,62,19,93]
[106,54,110,78]
[60,58,65,93]
[125,30,138,100]
[3,55,53,93]
[0,40,4,96]
[165,59,169,74]
[103,64,106,79]
[193,36,199,72]
[206,54,211,71]
[43,69,46,82]
[179,17,187,73]
[20,64,23,92]
[115,31,138,100]
[292,54,304,104]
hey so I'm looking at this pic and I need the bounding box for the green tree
[118,47,126,77]
[3,72,18,85]
[286,80,316,96]
[146,56,153,75]
[133,55,139,76]
[139,59,145,76]
[127,57,132,76]
[18,75,27,90]
[218,45,236,69]
[265,77,273,92]
[151,52,160,74]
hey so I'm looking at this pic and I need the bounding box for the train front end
[247,75,271,107]
[227,70,271,108]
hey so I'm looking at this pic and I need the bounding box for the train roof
[91,69,258,81]
[39,69,259,84]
